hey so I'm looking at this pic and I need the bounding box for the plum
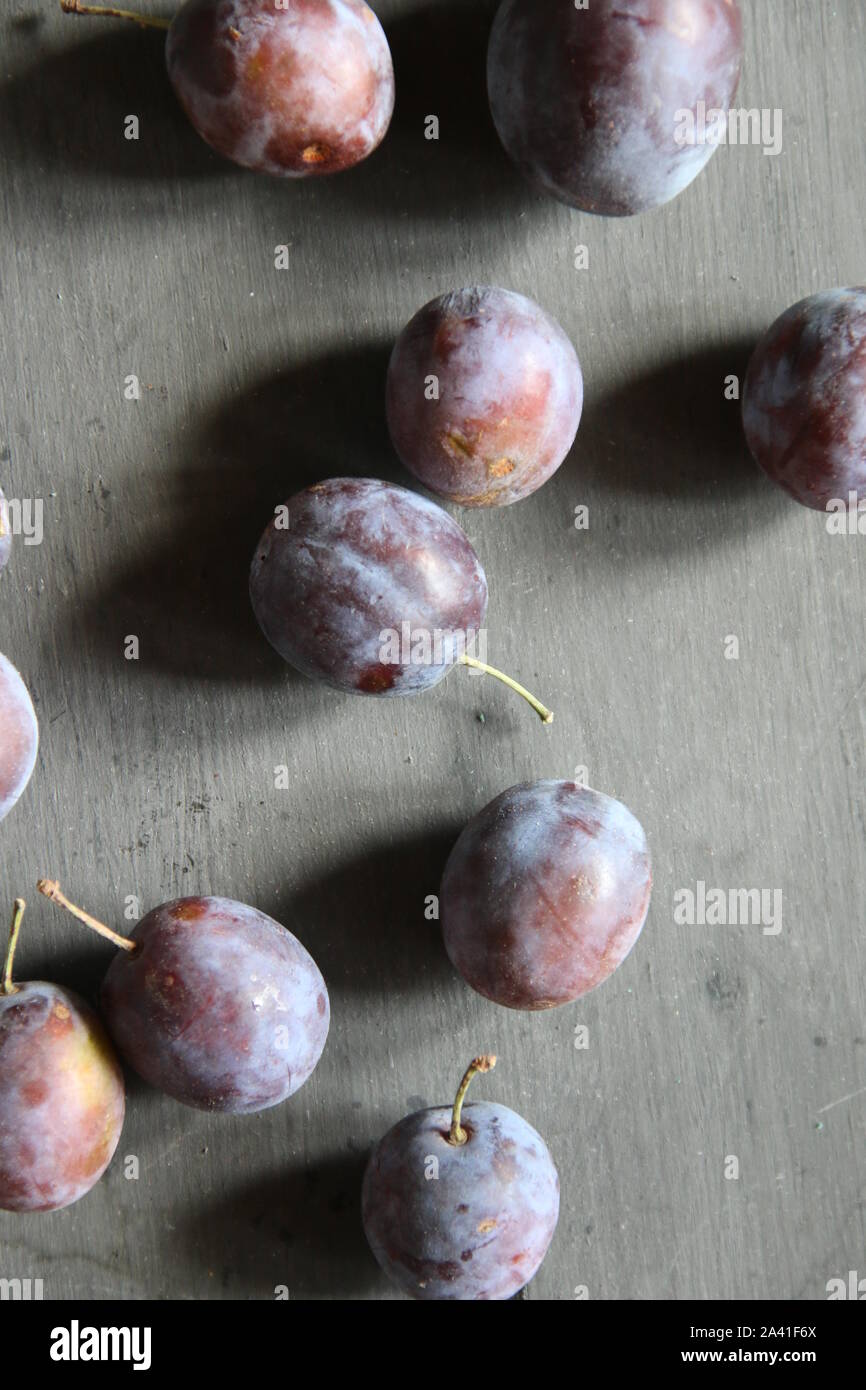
[0,900,125,1213]
[0,652,38,825]
[249,477,553,720]
[386,287,584,508]
[38,883,329,1114]
[742,288,866,512]
[487,0,744,217]
[362,1055,559,1300]
[62,0,395,177]
[166,0,395,176]
[441,781,652,1010]
[0,488,10,569]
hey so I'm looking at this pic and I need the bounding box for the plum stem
[448,1054,497,1146]
[1,899,26,995]
[59,0,171,29]
[37,879,138,953]
[460,655,553,725]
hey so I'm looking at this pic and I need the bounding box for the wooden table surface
[0,0,864,1301]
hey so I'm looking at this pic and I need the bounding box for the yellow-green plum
[0,901,125,1213]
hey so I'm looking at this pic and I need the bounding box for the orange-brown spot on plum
[47,1002,75,1038]
[451,487,502,507]
[511,1251,526,1264]
[441,430,476,461]
[21,1079,48,1105]
[488,456,516,478]
[477,1218,497,1234]
[357,664,396,694]
[172,899,209,922]
[302,143,332,164]
[228,25,241,41]
[316,993,326,1016]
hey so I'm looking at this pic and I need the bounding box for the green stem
[1,899,26,995]
[460,654,553,725]
[60,0,171,29]
[37,879,138,953]
[448,1054,496,1146]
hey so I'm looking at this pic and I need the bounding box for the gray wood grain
[0,0,864,1300]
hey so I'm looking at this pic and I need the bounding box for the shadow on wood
[177,1150,379,1299]
[60,344,400,684]
[279,826,461,1002]
[0,26,221,182]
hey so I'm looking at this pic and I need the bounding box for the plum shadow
[1,2,536,233]
[0,26,221,183]
[276,826,461,1002]
[177,1150,377,1299]
[66,344,398,685]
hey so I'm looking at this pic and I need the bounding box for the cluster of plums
[0,0,862,1301]
[57,0,863,514]
[0,766,648,1297]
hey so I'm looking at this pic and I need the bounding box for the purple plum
[165,0,395,177]
[250,478,553,721]
[362,1056,559,1300]
[487,0,744,216]
[38,884,329,1114]
[441,781,652,1010]
[250,477,489,697]
[386,287,584,507]
[0,653,38,825]
[0,900,125,1213]
[742,288,866,511]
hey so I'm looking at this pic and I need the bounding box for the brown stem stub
[37,878,138,953]
[60,1,171,29]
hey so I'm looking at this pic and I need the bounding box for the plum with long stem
[38,880,329,1114]
[362,1055,560,1300]
[61,0,395,177]
[249,477,553,723]
[0,899,125,1213]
